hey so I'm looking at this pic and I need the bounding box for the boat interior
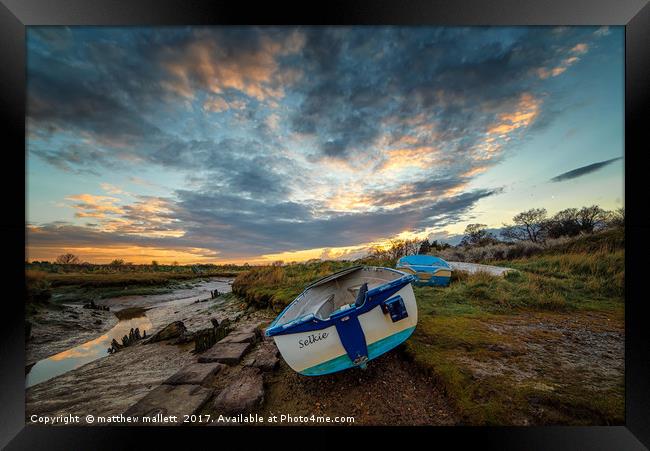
[275,266,404,326]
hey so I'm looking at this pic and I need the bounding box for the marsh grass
[232,260,357,311]
[25,267,239,303]
[404,241,624,425]
[31,270,233,288]
[438,227,623,263]
[232,229,624,425]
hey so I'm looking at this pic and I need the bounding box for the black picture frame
[1,0,648,448]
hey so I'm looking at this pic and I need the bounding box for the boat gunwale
[265,266,415,337]
[397,255,452,270]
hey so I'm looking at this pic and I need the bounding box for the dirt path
[257,349,457,425]
[448,261,514,276]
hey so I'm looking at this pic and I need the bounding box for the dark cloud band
[550,157,622,182]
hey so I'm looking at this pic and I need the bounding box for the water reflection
[26,313,152,388]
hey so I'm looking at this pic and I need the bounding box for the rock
[197,342,253,365]
[212,367,264,415]
[145,321,187,344]
[83,299,110,311]
[194,321,232,353]
[108,327,146,353]
[244,342,279,372]
[108,338,123,354]
[170,331,195,345]
[218,332,257,344]
[236,322,265,339]
[94,319,103,325]
[123,384,214,424]
[164,362,226,386]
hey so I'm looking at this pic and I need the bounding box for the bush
[437,228,623,264]
[26,270,52,304]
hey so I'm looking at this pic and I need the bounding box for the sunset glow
[27,26,624,264]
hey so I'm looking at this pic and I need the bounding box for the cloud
[159,28,305,101]
[594,26,610,37]
[26,26,617,261]
[28,184,499,261]
[65,194,124,218]
[550,157,622,182]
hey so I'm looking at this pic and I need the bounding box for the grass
[232,260,359,311]
[438,226,624,264]
[26,229,624,425]
[232,228,624,425]
[28,270,236,288]
[402,244,624,425]
[25,268,239,303]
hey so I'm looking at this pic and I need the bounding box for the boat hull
[397,266,452,287]
[396,255,453,287]
[271,282,418,376]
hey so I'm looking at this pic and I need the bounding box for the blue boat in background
[396,255,453,287]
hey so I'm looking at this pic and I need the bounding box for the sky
[26,26,624,264]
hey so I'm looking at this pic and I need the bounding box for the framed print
[1,0,649,449]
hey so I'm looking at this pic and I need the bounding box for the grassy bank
[232,261,357,311]
[404,262,623,425]
[30,270,238,288]
[232,229,624,425]
[26,267,241,305]
[438,227,624,263]
[410,231,624,425]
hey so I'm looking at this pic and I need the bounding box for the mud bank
[26,305,118,366]
[26,278,233,366]
[25,279,243,417]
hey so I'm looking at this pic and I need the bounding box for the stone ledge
[123,384,214,424]
[197,342,253,365]
[163,362,226,386]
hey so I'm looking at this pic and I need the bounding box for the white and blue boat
[396,255,452,287]
[265,266,418,376]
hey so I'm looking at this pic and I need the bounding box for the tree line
[369,204,623,262]
[461,205,624,247]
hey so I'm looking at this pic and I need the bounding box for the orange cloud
[377,147,438,173]
[487,93,540,136]
[161,30,305,101]
[461,166,489,178]
[571,43,588,54]
[536,43,587,80]
[66,194,124,218]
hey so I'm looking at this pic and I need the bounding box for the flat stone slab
[244,342,279,372]
[218,332,256,344]
[197,342,253,365]
[123,384,213,424]
[163,362,225,386]
[212,367,264,415]
[234,322,266,338]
